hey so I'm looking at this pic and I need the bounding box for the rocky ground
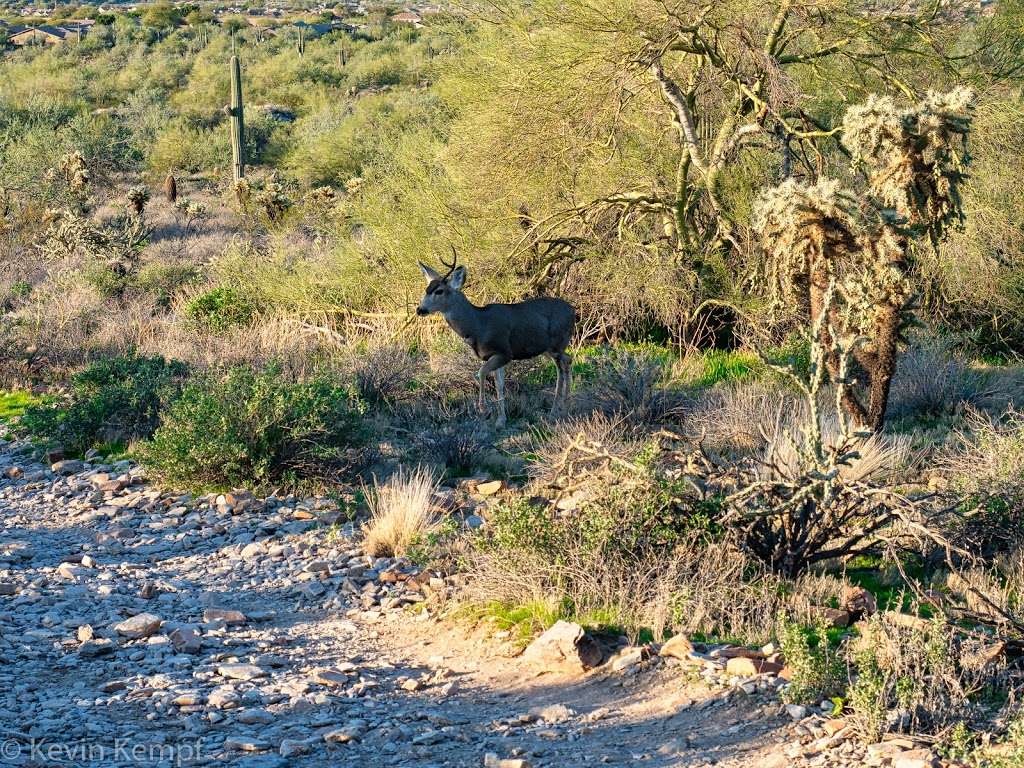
[0,439,955,768]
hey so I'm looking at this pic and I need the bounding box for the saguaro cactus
[297,27,305,58]
[229,55,245,182]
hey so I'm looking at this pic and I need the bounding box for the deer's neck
[442,293,483,343]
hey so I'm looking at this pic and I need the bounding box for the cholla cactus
[752,179,861,313]
[126,186,150,216]
[234,174,292,225]
[842,87,974,245]
[753,89,974,431]
[57,151,90,193]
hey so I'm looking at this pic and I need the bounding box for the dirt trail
[0,441,793,767]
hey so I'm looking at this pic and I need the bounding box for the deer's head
[416,250,466,316]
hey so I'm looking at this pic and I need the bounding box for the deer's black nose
[416,307,428,316]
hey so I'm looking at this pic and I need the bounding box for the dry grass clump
[349,343,420,408]
[762,410,913,485]
[463,535,786,645]
[886,338,996,421]
[683,380,795,453]
[579,347,683,423]
[527,411,642,481]
[362,466,442,558]
[941,408,1024,497]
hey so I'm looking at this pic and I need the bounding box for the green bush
[184,286,259,332]
[20,355,188,455]
[137,366,367,491]
[482,468,722,562]
[777,616,847,706]
[135,263,202,308]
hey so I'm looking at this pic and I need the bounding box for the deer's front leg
[478,355,509,424]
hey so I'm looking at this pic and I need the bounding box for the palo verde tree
[426,0,1006,338]
[752,88,974,431]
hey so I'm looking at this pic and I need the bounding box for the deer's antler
[440,245,459,281]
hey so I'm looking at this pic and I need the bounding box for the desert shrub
[184,286,259,332]
[81,263,131,300]
[137,366,367,491]
[684,380,794,453]
[147,120,231,176]
[134,263,201,308]
[777,617,847,705]
[362,466,440,557]
[581,346,682,423]
[20,355,187,455]
[847,613,1010,742]
[886,339,993,422]
[939,408,1024,553]
[351,344,420,407]
[427,421,491,476]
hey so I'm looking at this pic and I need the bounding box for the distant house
[9,24,87,45]
[391,11,421,25]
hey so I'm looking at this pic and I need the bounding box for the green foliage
[137,366,367,491]
[691,349,759,388]
[0,390,40,423]
[134,263,202,308]
[848,643,888,742]
[184,286,259,332]
[777,616,847,706]
[19,355,187,455]
[482,498,562,557]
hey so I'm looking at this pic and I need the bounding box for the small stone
[786,704,808,722]
[237,708,275,725]
[223,737,269,752]
[51,459,84,475]
[324,724,363,744]
[313,668,354,687]
[484,754,532,768]
[77,624,94,642]
[476,480,503,496]
[217,663,267,681]
[114,612,163,639]
[203,608,247,625]
[402,679,422,692]
[892,750,937,768]
[822,718,847,736]
[57,562,91,580]
[79,639,115,657]
[170,627,201,654]
[521,621,603,674]
[725,656,784,676]
[659,634,694,660]
[529,703,574,723]
[241,542,265,560]
[280,740,309,758]
[612,646,647,671]
[208,687,240,709]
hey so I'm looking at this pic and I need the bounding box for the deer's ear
[449,266,467,290]
[418,261,440,282]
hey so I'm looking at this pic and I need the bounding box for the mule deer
[416,251,576,427]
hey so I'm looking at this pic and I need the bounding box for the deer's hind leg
[550,351,572,415]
